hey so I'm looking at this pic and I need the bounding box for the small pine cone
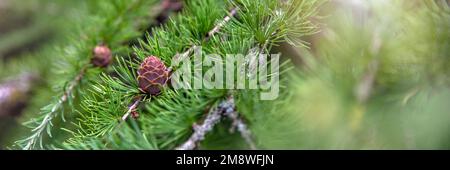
[137,56,169,95]
[92,45,112,67]
[131,110,139,119]
[162,0,183,11]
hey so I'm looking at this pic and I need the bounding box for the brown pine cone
[131,110,139,119]
[162,0,183,12]
[92,45,112,67]
[137,56,169,95]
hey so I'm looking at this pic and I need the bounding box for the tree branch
[169,7,239,72]
[223,98,257,150]
[20,66,87,150]
[121,96,143,121]
[123,7,240,120]
[177,96,257,150]
[205,7,238,41]
[176,98,233,150]
[61,65,88,102]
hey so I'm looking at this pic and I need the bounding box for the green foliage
[63,119,158,150]
[247,0,450,149]
[10,0,447,150]
[15,0,158,149]
[62,0,323,150]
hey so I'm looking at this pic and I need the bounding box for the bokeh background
[1,0,449,149]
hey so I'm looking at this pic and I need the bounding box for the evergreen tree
[0,0,448,150]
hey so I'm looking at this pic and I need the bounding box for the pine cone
[137,56,169,95]
[162,0,183,12]
[92,45,112,67]
[131,110,139,119]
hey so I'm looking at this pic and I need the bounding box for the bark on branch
[176,98,233,150]
[176,96,257,150]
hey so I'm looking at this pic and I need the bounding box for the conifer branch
[205,7,238,41]
[122,96,143,121]
[170,7,239,71]
[176,98,233,150]
[60,0,323,150]
[122,7,239,121]
[224,98,257,150]
[177,6,283,149]
[177,96,257,150]
[61,66,88,103]
[17,0,159,149]
[227,112,257,150]
[19,66,87,150]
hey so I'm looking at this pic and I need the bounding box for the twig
[176,96,257,150]
[121,96,143,121]
[223,97,257,150]
[176,98,233,150]
[123,7,240,119]
[61,66,88,102]
[116,7,242,148]
[177,13,276,149]
[169,7,239,72]
[205,7,238,41]
[21,66,87,150]
[19,0,160,149]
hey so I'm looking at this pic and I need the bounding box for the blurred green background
[1,0,449,149]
